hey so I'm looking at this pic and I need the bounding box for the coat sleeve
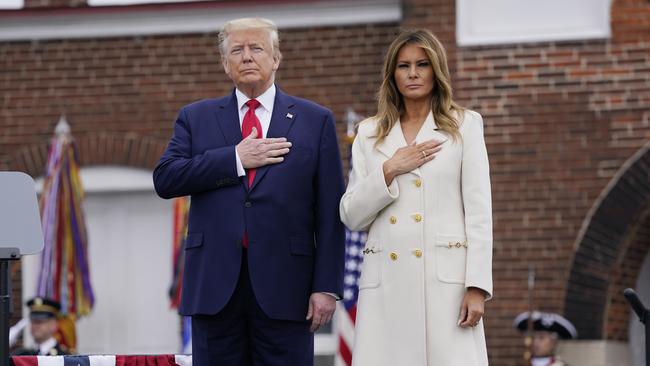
[339,126,399,231]
[153,107,239,199]
[312,111,346,297]
[461,111,494,300]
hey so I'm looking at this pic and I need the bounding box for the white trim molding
[0,0,401,41]
[35,166,155,193]
[0,0,22,9]
[456,0,612,47]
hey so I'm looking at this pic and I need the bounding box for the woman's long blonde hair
[373,29,463,144]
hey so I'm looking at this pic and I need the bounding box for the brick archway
[5,132,169,177]
[564,143,650,339]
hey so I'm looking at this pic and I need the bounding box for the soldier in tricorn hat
[514,311,578,366]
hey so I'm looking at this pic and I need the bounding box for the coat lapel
[375,119,407,160]
[374,112,447,178]
[249,88,296,191]
[414,111,448,145]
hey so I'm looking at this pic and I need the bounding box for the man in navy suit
[153,17,345,366]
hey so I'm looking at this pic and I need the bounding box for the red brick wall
[2,0,650,364]
[453,0,650,363]
[0,23,398,174]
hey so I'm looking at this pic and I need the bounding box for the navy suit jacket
[153,87,346,321]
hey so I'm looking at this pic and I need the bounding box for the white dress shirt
[234,84,276,177]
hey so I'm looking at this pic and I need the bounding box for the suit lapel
[214,89,242,147]
[249,88,296,191]
[213,89,246,189]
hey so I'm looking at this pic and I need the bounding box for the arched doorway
[564,143,650,363]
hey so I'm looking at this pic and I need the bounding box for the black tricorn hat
[26,297,61,321]
[513,311,578,339]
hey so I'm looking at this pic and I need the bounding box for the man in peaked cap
[12,297,69,356]
[514,311,578,366]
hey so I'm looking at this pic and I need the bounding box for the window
[0,0,22,9]
[456,0,611,46]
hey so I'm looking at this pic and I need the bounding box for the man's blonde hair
[218,18,281,60]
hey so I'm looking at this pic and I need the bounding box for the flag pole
[1,258,16,366]
[524,265,535,366]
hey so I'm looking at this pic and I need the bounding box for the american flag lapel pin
[286,113,293,119]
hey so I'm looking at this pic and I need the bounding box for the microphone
[624,288,648,324]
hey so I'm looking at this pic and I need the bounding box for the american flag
[335,228,366,366]
[335,108,367,366]
[11,355,192,366]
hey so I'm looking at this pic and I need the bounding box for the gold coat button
[390,252,398,261]
[414,214,422,222]
[415,179,422,188]
[389,216,397,224]
[414,249,422,258]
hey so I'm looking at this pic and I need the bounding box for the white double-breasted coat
[340,110,493,366]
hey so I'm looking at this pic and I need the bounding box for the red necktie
[241,99,263,188]
[241,99,262,249]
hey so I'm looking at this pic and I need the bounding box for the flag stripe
[37,356,64,366]
[11,356,37,366]
[337,303,356,348]
[338,336,353,366]
[89,356,116,366]
[174,355,192,366]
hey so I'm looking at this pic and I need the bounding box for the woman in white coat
[340,29,493,365]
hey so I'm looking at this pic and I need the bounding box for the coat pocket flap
[184,233,204,250]
[290,237,315,256]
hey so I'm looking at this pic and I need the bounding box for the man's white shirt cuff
[322,292,340,300]
[235,148,246,177]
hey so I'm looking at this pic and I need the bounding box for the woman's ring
[421,151,427,159]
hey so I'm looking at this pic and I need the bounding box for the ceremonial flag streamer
[169,196,191,354]
[37,116,94,351]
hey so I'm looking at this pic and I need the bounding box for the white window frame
[0,0,22,9]
[456,0,612,46]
